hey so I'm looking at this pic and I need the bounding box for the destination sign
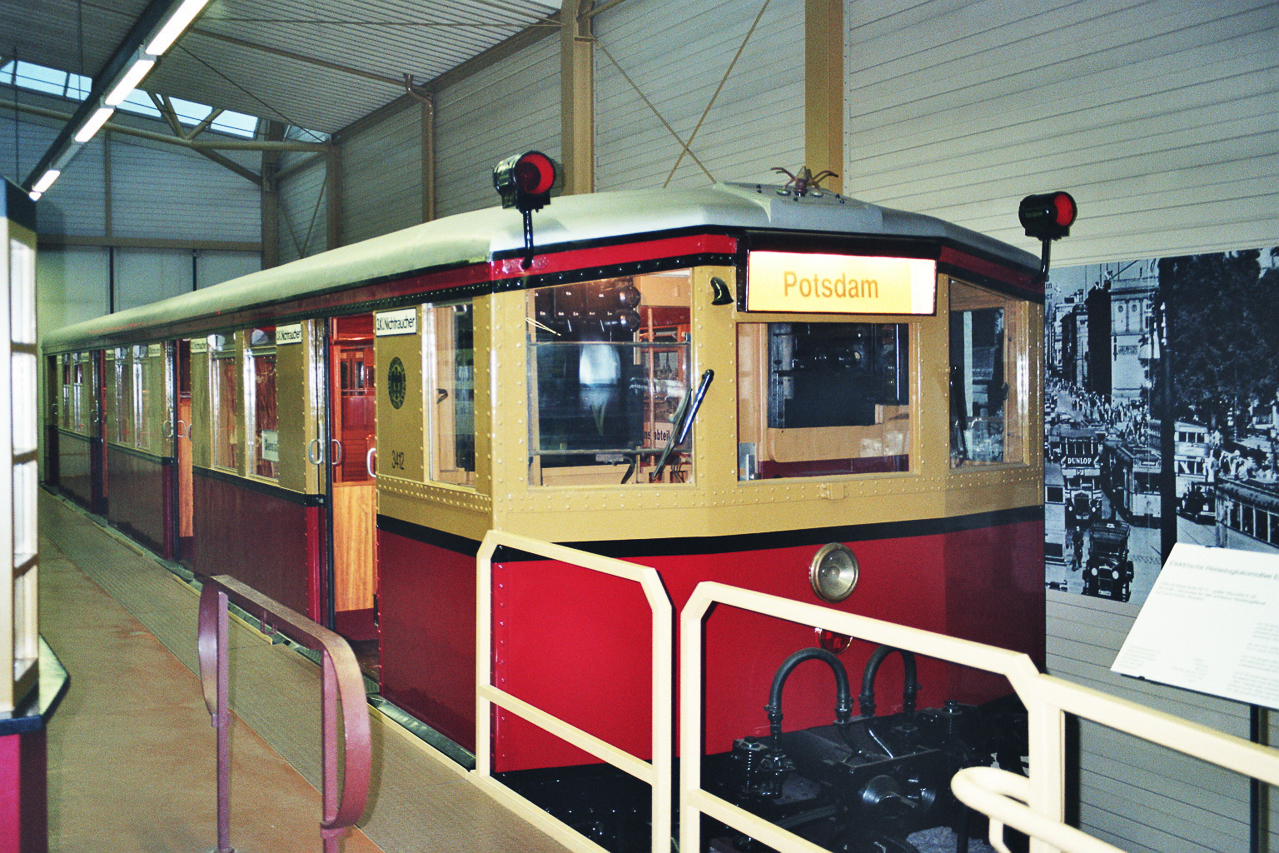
[746,251,936,315]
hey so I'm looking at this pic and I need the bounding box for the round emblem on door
[387,357,406,410]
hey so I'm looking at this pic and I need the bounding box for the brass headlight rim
[809,542,859,603]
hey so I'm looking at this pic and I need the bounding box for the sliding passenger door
[173,340,194,566]
[326,314,378,645]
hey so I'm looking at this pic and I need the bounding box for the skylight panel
[209,110,259,138]
[13,60,67,97]
[115,90,162,119]
[66,72,92,101]
[166,95,214,125]
[2,58,291,142]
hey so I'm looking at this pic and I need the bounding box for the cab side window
[949,280,1029,467]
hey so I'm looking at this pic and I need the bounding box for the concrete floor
[38,490,570,853]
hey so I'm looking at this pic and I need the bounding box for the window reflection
[527,272,692,486]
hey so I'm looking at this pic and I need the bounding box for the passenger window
[112,348,131,445]
[210,334,239,471]
[429,302,475,486]
[59,356,69,429]
[248,328,278,480]
[527,272,692,486]
[72,355,84,432]
[133,345,155,451]
[59,355,75,431]
[949,280,1027,467]
[738,322,910,479]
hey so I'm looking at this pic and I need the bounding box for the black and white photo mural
[1044,247,1279,606]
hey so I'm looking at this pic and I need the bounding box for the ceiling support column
[805,0,844,194]
[421,95,436,222]
[561,0,595,195]
[326,140,343,250]
[261,121,285,269]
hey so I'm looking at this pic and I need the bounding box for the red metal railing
[197,574,371,853]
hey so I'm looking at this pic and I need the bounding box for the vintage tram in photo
[43,171,1054,850]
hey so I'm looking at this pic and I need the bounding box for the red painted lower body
[192,470,322,620]
[377,530,478,752]
[52,431,94,512]
[379,516,1044,773]
[106,447,173,558]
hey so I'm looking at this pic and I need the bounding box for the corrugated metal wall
[2,104,262,334]
[1,110,105,237]
[844,0,1279,266]
[594,0,806,191]
[841,1,1277,848]
[108,137,261,244]
[1049,590,1278,851]
[275,151,329,263]
[34,246,109,335]
[339,103,425,245]
[434,34,562,218]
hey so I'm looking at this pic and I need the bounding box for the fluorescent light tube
[74,106,115,143]
[31,169,61,196]
[146,0,212,55]
[104,56,156,106]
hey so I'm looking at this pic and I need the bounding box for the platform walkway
[38,489,570,853]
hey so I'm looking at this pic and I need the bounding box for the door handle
[366,447,377,478]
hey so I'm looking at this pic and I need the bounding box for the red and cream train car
[42,177,1048,801]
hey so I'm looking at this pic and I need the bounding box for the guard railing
[677,581,1279,853]
[473,530,674,853]
[197,573,371,853]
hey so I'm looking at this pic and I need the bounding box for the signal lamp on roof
[1019,191,1077,241]
[1018,190,1078,283]
[493,151,561,214]
[494,151,563,270]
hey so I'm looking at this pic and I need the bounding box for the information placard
[1112,543,1279,709]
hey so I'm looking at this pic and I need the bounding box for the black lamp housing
[1018,191,1077,241]
[1019,190,1078,283]
[493,151,562,213]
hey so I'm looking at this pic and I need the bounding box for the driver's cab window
[527,271,692,486]
[738,322,910,479]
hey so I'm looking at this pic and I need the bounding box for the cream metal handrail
[678,581,1279,853]
[953,675,1279,852]
[951,767,1124,853]
[474,530,674,853]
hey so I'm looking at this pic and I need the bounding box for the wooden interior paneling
[332,481,375,612]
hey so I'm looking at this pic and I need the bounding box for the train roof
[43,181,1041,352]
